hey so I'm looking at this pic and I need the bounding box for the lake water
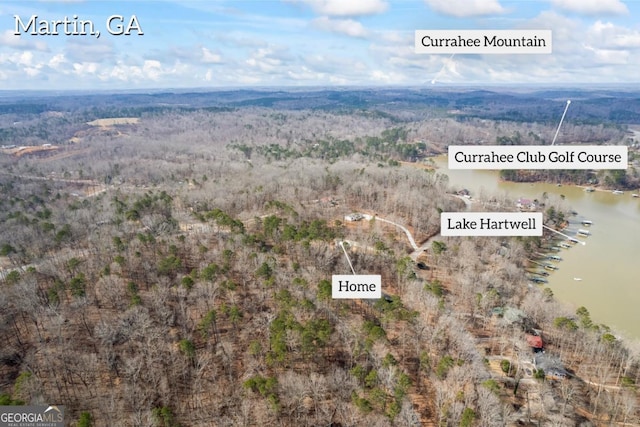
[430,156,640,341]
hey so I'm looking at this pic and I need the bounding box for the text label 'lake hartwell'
[441,213,543,236]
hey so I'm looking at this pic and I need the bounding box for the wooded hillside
[0,91,638,426]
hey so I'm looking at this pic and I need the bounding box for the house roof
[526,334,543,349]
[534,353,565,372]
[503,307,527,324]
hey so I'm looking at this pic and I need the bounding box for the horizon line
[2,82,640,95]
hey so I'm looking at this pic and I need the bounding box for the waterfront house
[516,198,536,210]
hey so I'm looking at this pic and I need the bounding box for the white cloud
[583,44,629,64]
[102,59,183,83]
[311,16,368,38]
[587,21,640,49]
[24,67,41,77]
[0,31,48,52]
[17,51,34,67]
[201,47,222,64]
[73,62,99,76]
[434,56,460,81]
[424,0,506,17]
[244,46,292,74]
[5,1,640,89]
[548,0,628,15]
[361,6,640,86]
[590,21,615,34]
[524,11,580,54]
[612,33,640,48]
[287,66,325,81]
[370,70,405,83]
[246,50,281,73]
[142,60,163,80]
[288,0,388,16]
[48,53,67,70]
[369,42,429,70]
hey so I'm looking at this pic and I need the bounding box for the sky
[1,0,640,90]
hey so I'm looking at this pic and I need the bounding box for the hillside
[0,91,638,426]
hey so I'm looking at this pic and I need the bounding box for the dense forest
[0,89,638,426]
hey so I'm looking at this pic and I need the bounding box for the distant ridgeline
[0,88,640,123]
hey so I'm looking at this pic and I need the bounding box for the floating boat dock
[529,277,548,284]
[529,259,558,271]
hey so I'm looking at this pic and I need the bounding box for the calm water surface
[431,156,640,341]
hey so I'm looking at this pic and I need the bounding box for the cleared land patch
[87,117,140,126]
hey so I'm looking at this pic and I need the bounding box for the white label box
[415,30,552,54]
[332,275,382,299]
[448,145,627,170]
[441,212,543,236]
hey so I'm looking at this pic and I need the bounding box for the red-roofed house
[526,334,544,350]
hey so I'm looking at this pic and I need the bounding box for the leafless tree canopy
[0,89,638,426]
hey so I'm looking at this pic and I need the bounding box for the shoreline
[424,156,640,342]
[422,154,639,194]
